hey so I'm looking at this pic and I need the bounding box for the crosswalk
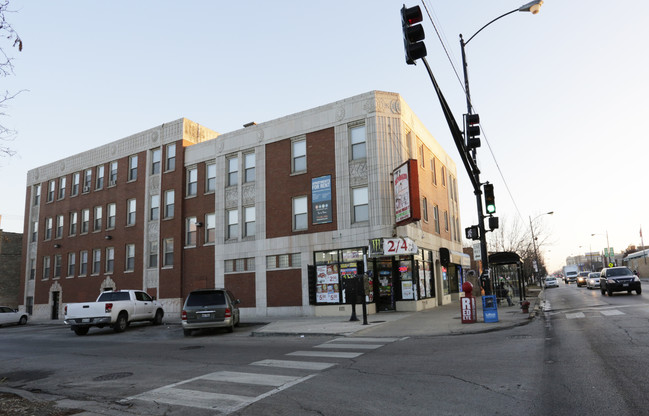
[127,336,399,414]
[543,300,634,320]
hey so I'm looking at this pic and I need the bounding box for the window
[205,213,215,244]
[163,238,174,267]
[107,203,116,229]
[92,249,101,275]
[109,161,118,186]
[125,244,135,271]
[244,206,255,237]
[187,167,198,196]
[185,217,197,246]
[53,254,62,278]
[105,247,114,274]
[96,165,105,190]
[293,196,307,230]
[266,253,301,269]
[55,215,64,238]
[83,169,92,192]
[148,241,158,268]
[94,206,102,231]
[43,256,51,279]
[31,221,38,243]
[81,209,90,234]
[422,197,428,222]
[165,143,176,171]
[47,180,55,202]
[79,250,88,276]
[71,172,80,196]
[224,257,255,273]
[45,217,53,240]
[431,158,437,185]
[244,153,255,183]
[292,138,306,173]
[227,209,238,239]
[151,148,161,175]
[33,184,41,206]
[418,143,425,168]
[69,212,77,236]
[441,166,446,187]
[444,210,449,232]
[206,162,216,192]
[29,258,36,280]
[150,195,159,221]
[128,155,138,181]
[58,177,66,199]
[227,157,238,187]
[433,205,440,233]
[126,199,136,226]
[350,124,366,160]
[67,253,76,277]
[352,187,369,223]
[164,190,174,218]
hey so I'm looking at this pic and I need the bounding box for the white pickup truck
[64,290,164,335]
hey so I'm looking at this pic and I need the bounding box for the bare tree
[0,0,23,157]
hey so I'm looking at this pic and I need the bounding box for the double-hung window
[293,196,307,231]
[205,213,216,244]
[244,206,255,237]
[105,247,114,274]
[107,203,116,229]
[227,157,238,187]
[92,249,101,275]
[164,190,175,218]
[163,238,174,267]
[96,165,104,190]
[150,195,159,221]
[71,172,80,196]
[69,212,77,236]
[151,149,161,174]
[126,199,136,226]
[67,253,76,277]
[58,177,66,199]
[350,124,366,160]
[185,217,197,246]
[128,155,138,181]
[187,167,198,196]
[79,250,88,276]
[206,162,216,192]
[94,206,102,232]
[83,169,92,192]
[244,153,255,183]
[55,215,64,239]
[227,209,238,240]
[165,143,176,171]
[81,209,90,234]
[109,161,118,186]
[292,138,306,173]
[352,187,369,223]
[125,244,135,271]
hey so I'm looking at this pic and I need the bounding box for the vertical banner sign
[394,161,411,223]
[312,175,332,224]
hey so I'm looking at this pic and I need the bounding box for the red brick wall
[225,273,256,308]
[266,269,302,307]
[265,127,337,239]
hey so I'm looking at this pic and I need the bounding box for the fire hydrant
[521,300,530,314]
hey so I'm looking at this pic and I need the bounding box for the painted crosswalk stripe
[600,309,625,316]
[200,371,302,386]
[250,359,336,370]
[315,343,382,350]
[131,387,252,411]
[286,350,363,359]
[331,337,399,343]
[566,312,586,319]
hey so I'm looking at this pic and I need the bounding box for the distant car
[181,289,241,336]
[544,276,559,288]
[576,271,590,287]
[0,306,28,326]
[600,267,641,296]
[586,272,600,289]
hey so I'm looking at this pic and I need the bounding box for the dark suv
[599,267,641,296]
[181,289,241,336]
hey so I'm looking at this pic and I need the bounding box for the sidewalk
[250,292,541,338]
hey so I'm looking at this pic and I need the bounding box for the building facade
[0,229,22,308]
[20,91,468,321]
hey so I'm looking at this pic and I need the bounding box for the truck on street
[563,265,579,283]
[64,290,164,335]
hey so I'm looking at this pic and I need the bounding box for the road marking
[566,312,586,319]
[200,371,302,386]
[286,350,363,359]
[600,309,625,316]
[250,359,336,371]
[314,343,382,350]
[331,337,400,343]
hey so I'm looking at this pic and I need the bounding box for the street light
[529,211,553,285]
[459,0,543,276]
[591,231,611,267]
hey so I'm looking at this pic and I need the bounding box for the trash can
[482,295,499,323]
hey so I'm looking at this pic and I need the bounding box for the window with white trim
[128,155,138,181]
[105,247,114,274]
[352,187,369,223]
[205,213,216,244]
[125,244,135,272]
[227,209,238,240]
[126,199,136,226]
[227,157,238,187]
[187,166,198,196]
[244,206,255,237]
[293,196,307,230]
[151,148,161,175]
[107,203,116,229]
[96,165,104,190]
[185,217,197,246]
[150,195,159,221]
[244,153,255,183]
[206,162,216,192]
[163,238,174,267]
[350,124,366,160]
[292,138,306,173]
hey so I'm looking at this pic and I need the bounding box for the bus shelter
[488,252,525,305]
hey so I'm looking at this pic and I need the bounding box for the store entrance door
[377,260,394,311]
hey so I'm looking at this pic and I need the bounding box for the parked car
[576,271,590,287]
[0,306,28,326]
[600,267,641,296]
[181,289,240,336]
[586,272,600,289]
[544,276,559,288]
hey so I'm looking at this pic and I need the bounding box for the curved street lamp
[529,211,553,284]
[591,231,611,266]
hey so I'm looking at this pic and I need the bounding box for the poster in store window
[316,264,339,303]
[401,280,414,300]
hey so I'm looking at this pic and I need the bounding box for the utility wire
[419,0,525,224]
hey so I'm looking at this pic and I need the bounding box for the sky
[1,0,648,273]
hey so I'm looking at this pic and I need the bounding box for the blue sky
[1,1,648,272]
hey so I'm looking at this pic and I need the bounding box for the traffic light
[465,113,480,149]
[488,216,499,231]
[484,183,496,214]
[440,247,450,267]
[465,225,480,240]
[401,5,427,65]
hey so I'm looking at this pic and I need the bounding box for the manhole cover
[93,372,133,381]
[180,345,204,351]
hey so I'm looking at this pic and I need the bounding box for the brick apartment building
[0,229,22,308]
[20,90,468,321]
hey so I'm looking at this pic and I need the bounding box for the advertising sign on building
[312,175,332,224]
[368,237,418,257]
[316,264,339,303]
[393,160,421,225]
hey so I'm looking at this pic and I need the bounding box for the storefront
[312,245,444,314]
